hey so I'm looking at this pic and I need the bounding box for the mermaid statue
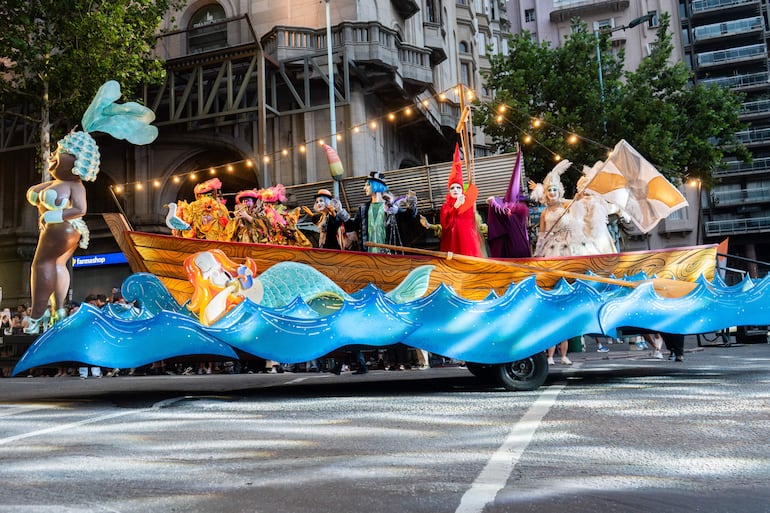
[24,81,158,334]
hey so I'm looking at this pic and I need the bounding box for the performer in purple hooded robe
[486,148,531,258]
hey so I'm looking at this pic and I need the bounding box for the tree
[477,13,746,190]
[0,0,184,179]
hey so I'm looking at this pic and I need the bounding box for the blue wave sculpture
[12,271,770,376]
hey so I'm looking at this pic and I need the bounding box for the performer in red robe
[440,144,482,257]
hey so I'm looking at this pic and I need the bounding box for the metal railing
[700,71,769,89]
[705,215,770,235]
[717,156,770,176]
[693,16,762,41]
[711,186,770,205]
[697,43,766,67]
[692,0,759,14]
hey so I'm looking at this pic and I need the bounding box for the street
[1,338,769,513]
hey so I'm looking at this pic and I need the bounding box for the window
[459,40,470,53]
[426,0,438,24]
[525,8,535,23]
[595,18,613,31]
[188,4,227,54]
[647,10,659,28]
[460,61,473,87]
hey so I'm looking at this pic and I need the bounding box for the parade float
[11,83,770,391]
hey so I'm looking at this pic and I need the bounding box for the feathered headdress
[531,159,571,205]
[57,80,158,182]
[194,178,223,196]
[235,189,260,204]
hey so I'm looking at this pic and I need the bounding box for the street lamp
[595,13,655,133]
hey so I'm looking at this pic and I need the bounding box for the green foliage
[0,0,183,141]
[476,13,747,190]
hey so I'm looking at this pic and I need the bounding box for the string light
[111,85,485,193]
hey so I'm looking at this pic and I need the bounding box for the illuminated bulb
[496,115,503,123]
[405,107,412,116]
[209,167,216,175]
[466,90,474,101]
[173,176,180,183]
[353,126,360,133]
[554,155,562,162]
[319,139,325,146]
[370,121,377,129]
[245,160,253,167]
[454,87,460,96]
[153,180,161,188]
[523,135,532,144]
[422,99,429,107]
[115,186,123,193]
[336,134,342,141]
[190,173,197,180]
[263,155,270,163]
[568,134,578,144]
[498,104,507,113]
[439,93,447,101]
[136,183,143,190]
[388,113,396,121]
[532,118,541,128]
[282,149,289,156]
[299,145,306,153]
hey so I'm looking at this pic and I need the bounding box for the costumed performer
[255,184,312,247]
[232,189,266,243]
[440,144,482,257]
[354,171,412,254]
[175,178,235,241]
[25,80,158,333]
[574,162,627,254]
[486,148,531,258]
[528,160,575,365]
[302,188,354,250]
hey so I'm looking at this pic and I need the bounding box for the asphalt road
[1,338,769,513]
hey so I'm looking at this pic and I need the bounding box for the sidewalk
[559,334,708,364]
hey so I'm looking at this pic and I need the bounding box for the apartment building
[682,0,770,272]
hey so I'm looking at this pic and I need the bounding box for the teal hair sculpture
[57,80,158,181]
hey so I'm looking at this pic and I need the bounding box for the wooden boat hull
[104,214,718,305]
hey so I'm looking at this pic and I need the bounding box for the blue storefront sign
[72,252,128,268]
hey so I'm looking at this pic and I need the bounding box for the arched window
[188,4,227,54]
[459,40,469,53]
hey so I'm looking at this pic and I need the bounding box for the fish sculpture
[184,249,434,325]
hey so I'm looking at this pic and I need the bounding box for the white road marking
[0,409,139,445]
[455,384,565,513]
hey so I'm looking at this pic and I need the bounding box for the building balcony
[692,16,763,43]
[263,22,434,89]
[735,127,770,146]
[710,186,770,206]
[705,215,770,236]
[691,0,759,17]
[696,43,766,68]
[700,71,770,91]
[423,22,448,65]
[740,99,770,120]
[549,0,629,23]
[658,217,694,234]
[716,156,770,176]
[391,0,420,20]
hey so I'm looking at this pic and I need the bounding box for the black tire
[465,362,497,381]
[494,352,549,392]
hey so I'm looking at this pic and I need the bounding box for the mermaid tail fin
[385,265,435,304]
